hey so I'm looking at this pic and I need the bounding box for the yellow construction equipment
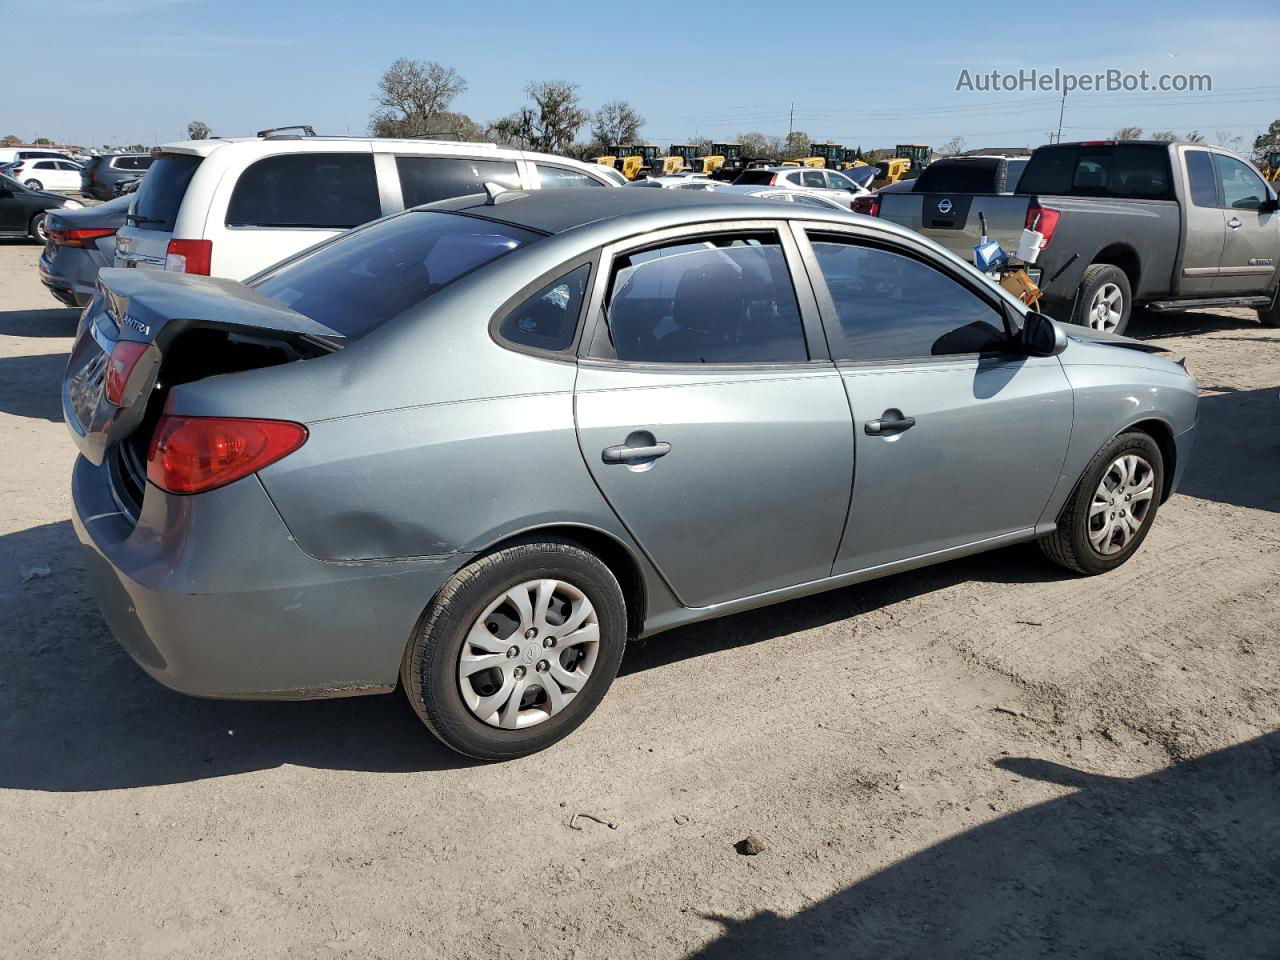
[593,156,617,169]
[895,144,932,176]
[604,143,662,180]
[871,157,912,189]
[656,156,686,176]
[1262,151,1280,185]
[693,155,725,176]
[782,157,827,168]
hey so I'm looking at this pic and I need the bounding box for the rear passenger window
[594,233,809,364]
[498,264,591,353]
[809,239,1008,361]
[802,171,825,188]
[535,165,604,189]
[1186,150,1218,207]
[227,153,379,228]
[397,156,520,207]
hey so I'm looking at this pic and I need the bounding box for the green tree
[187,120,211,140]
[1112,126,1144,140]
[1150,131,1178,143]
[491,81,588,155]
[1252,119,1280,165]
[1,134,20,147]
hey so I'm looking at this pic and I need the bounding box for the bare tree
[492,81,588,155]
[783,131,810,160]
[369,58,470,138]
[591,101,644,150]
[1214,129,1244,152]
[937,136,966,157]
[1185,130,1206,143]
[187,120,211,140]
[1112,126,1144,140]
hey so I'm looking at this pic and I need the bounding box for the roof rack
[256,125,316,139]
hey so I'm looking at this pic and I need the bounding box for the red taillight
[852,194,880,217]
[49,227,117,248]
[104,340,150,406]
[769,173,778,185]
[164,238,212,276]
[147,416,308,495]
[1024,202,1062,249]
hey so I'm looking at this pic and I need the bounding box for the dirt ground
[0,238,1276,959]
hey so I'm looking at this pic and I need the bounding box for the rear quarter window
[227,153,380,228]
[396,156,521,207]
[131,153,203,231]
[734,170,775,185]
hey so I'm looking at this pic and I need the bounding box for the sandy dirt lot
[0,239,1276,959]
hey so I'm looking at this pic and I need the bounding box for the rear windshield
[252,211,542,339]
[1017,144,1174,199]
[130,153,202,231]
[913,158,1001,193]
[733,170,776,185]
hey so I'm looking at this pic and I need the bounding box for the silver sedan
[64,190,1198,759]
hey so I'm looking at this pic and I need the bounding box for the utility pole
[1055,92,1066,144]
[788,103,795,141]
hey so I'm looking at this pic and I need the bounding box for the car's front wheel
[1039,431,1164,575]
[29,212,48,242]
[23,179,43,191]
[402,540,628,760]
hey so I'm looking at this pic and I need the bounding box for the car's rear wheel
[23,179,43,191]
[401,540,627,760]
[29,213,47,243]
[1071,263,1132,335]
[1039,431,1164,575]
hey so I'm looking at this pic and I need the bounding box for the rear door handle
[602,441,671,464]
[865,415,916,435]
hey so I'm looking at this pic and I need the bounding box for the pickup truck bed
[877,141,1280,333]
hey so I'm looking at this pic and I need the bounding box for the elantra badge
[121,314,151,336]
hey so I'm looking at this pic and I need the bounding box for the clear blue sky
[14,0,1280,151]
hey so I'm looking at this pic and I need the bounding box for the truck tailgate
[879,192,1031,261]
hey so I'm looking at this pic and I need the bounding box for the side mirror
[1259,197,1280,214]
[1021,312,1068,356]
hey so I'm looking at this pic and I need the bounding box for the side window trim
[489,253,599,360]
[577,219,830,368]
[790,222,1019,365]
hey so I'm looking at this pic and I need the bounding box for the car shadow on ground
[1127,307,1267,340]
[0,306,79,338]
[0,519,1067,792]
[0,351,69,421]
[688,732,1280,959]
[1178,386,1280,514]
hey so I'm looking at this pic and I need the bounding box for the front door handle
[1227,216,1242,229]
[602,440,671,464]
[865,413,916,435]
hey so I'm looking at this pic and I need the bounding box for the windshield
[253,211,542,339]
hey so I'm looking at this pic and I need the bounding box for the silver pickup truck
[877,141,1280,334]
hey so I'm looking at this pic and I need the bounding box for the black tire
[401,539,627,760]
[1070,263,1132,336]
[28,212,47,243]
[24,179,43,191]
[1039,431,1164,575]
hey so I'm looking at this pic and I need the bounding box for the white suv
[113,135,619,280]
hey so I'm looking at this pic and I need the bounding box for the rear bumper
[38,255,92,307]
[71,454,460,699]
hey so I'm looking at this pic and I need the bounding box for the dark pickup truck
[876,141,1280,334]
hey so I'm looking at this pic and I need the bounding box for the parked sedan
[80,153,153,201]
[0,172,82,241]
[64,190,1197,760]
[39,194,130,306]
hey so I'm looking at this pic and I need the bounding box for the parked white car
[14,158,83,193]
[731,166,870,208]
[113,134,620,281]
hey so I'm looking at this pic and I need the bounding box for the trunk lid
[63,269,343,469]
